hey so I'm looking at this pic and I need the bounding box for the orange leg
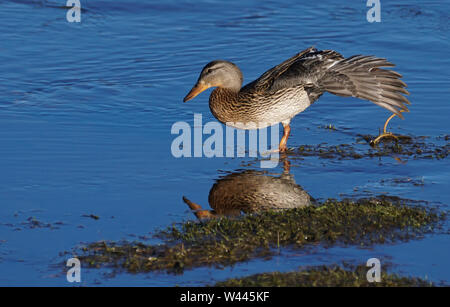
[370,110,406,146]
[279,123,291,152]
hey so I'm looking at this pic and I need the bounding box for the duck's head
[183,60,243,102]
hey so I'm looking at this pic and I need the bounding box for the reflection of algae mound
[78,196,444,274]
[215,264,436,287]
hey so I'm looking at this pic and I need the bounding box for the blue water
[0,0,449,286]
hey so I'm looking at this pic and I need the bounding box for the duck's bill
[183,83,209,102]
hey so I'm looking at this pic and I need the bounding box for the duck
[183,161,312,220]
[183,47,410,152]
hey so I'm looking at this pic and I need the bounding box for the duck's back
[208,170,312,215]
[212,47,341,127]
[210,46,409,128]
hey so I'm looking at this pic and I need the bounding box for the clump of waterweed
[77,196,443,274]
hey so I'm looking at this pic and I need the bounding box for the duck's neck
[209,87,241,124]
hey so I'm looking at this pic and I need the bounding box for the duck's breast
[210,86,311,129]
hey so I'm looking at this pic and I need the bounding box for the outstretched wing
[243,47,410,117]
[315,55,410,117]
[243,47,343,92]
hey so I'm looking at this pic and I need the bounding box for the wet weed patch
[214,263,437,287]
[75,196,444,275]
[290,135,449,160]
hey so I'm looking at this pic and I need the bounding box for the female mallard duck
[183,168,312,220]
[184,47,410,152]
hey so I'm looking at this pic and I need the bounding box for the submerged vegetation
[214,264,436,287]
[77,196,443,275]
[291,135,449,160]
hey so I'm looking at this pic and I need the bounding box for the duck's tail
[319,55,410,118]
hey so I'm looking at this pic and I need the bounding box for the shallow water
[0,0,449,286]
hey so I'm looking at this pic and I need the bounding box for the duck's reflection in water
[183,160,313,220]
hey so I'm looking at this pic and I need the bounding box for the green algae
[319,124,338,131]
[214,264,436,287]
[77,196,443,274]
[291,135,449,160]
[2,216,65,231]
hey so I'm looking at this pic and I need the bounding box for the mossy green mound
[214,264,435,287]
[78,196,443,274]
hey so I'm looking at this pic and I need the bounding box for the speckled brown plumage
[183,170,312,219]
[209,170,312,214]
[184,46,410,150]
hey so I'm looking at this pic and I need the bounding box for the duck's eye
[205,68,213,74]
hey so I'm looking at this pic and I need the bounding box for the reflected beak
[183,83,209,102]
